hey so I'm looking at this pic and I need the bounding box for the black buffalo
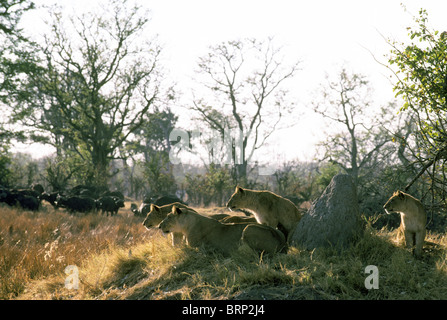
[0,188,40,211]
[56,195,96,213]
[130,203,151,217]
[0,188,17,207]
[39,192,60,208]
[97,196,125,216]
[16,194,40,211]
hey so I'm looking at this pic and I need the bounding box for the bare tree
[312,67,393,190]
[192,38,300,182]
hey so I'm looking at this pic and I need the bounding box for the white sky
[14,0,447,163]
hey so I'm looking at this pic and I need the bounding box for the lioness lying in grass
[159,206,286,255]
[159,206,250,255]
[143,202,194,246]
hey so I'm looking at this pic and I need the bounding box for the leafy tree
[204,164,232,207]
[42,155,78,192]
[387,7,447,209]
[12,0,165,187]
[183,164,232,207]
[0,150,11,186]
[126,107,178,197]
[0,0,36,185]
[131,108,178,162]
[184,173,204,206]
[314,162,342,191]
[0,0,36,102]
[273,160,320,206]
[142,151,177,196]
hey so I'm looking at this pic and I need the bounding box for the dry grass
[2,204,447,300]
[0,202,150,299]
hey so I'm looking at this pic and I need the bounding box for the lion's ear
[236,186,244,194]
[398,191,405,200]
[173,206,183,215]
[151,204,160,212]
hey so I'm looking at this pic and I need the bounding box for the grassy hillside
[1,203,447,300]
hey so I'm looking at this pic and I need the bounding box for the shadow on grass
[93,226,447,300]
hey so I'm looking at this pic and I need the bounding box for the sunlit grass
[0,203,149,299]
[2,204,447,300]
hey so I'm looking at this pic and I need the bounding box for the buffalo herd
[0,183,185,218]
[0,184,125,215]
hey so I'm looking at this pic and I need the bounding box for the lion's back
[257,191,302,227]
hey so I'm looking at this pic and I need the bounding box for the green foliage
[10,1,164,188]
[204,164,233,207]
[388,8,447,159]
[184,164,233,206]
[0,0,38,156]
[272,161,321,205]
[42,156,77,191]
[127,108,178,196]
[386,7,447,221]
[142,151,177,196]
[0,148,12,186]
[0,0,36,100]
[315,162,341,191]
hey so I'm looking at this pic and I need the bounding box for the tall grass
[3,205,447,300]
[0,203,149,299]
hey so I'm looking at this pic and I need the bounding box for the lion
[142,202,195,246]
[158,206,252,255]
[242,224,288,254]
[226,186,302,240]
[383,190,427,257]
[219,215,257,224]
[204,212,257,224]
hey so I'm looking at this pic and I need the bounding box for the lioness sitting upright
[226,186,302,240]
[384,191,427,257]
[158,206,251,255]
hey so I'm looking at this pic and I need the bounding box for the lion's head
[383,191,406,214]
[158,206,186,234]
[226,186,245,211]
[142,204,165,229]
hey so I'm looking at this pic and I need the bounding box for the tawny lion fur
[383,190,427,257]
[220,215,257,224]
[158,206,251,255]
[142,202,194,246]
[226,186,302,240]
[242,224,288,254]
